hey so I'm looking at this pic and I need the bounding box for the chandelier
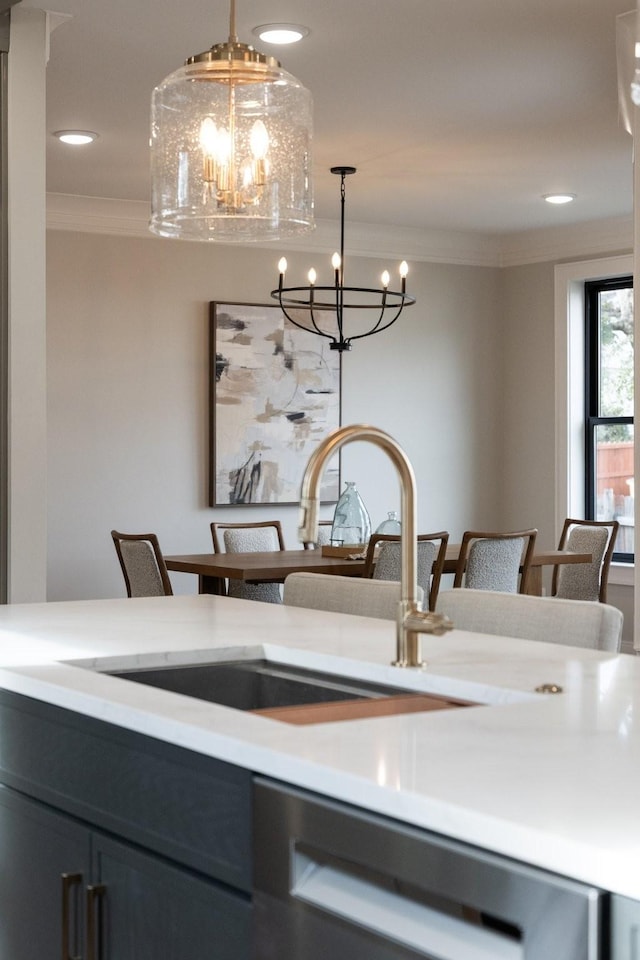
[150,0,313,243]
[272,167,415,352]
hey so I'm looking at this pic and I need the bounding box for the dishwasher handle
[293,849,523,960]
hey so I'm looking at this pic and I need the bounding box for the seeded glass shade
[150,41,313,243]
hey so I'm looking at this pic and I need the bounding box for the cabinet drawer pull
[86,885,106,960]
[61,873,82,960]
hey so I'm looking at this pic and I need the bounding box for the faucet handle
[393,610,454,668]
[403,610,454,635]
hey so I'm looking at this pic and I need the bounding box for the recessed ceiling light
[252,23,309,45]
[53,130,99,145]
[543,193,576,205]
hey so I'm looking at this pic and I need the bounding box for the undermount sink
[108,658,475,724]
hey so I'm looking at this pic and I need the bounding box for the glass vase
[330,482,371,547]
[375,511,402,535]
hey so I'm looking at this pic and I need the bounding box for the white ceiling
[40,0,635,237]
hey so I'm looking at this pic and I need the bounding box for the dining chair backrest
[436,589,623,652]
[551,518,619,603]
[316,520,333,545]
[211,520,285,554]
[362,531,449,611]
[454,528,537,594]
[303,520,333,550]
[111,530,173,598]
[283,572,424,621]
[210,520,285,603]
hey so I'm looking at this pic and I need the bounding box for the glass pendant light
[150,0,313,243]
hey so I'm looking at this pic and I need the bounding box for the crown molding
[45,193,501,265]
[497,215,633,267]
[46,193,633,269]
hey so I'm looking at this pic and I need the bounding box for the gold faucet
[298,424,453,667]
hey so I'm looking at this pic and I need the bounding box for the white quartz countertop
[0,593,637,898]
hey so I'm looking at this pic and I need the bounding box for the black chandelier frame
[271,166,415,352]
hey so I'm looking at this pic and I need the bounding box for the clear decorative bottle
[330,482,371,547]
[375,510,402,535]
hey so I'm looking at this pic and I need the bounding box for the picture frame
[210,301,341,506]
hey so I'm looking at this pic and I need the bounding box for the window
[584,276,634,561]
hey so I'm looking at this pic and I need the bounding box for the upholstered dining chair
[453,528,538,594]
[283,572,424,621]
[362,532,449,611]
[551,518,619,603]
[111,530,173,597]
[211,520,285,603]
[436,588,623,652]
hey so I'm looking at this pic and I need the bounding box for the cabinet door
[91,833,251,960]
[0,785,89,960]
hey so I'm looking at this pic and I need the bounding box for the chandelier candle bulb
[307,269,316,307]
[381,270,390,288]
[250,120,269,186]
[332,252,341,284]
[400,260,408,294]
[199,118,218,184]
[250,120,269,159]
[278,258,287,292]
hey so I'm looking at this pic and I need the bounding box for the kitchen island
[0,592,637,957]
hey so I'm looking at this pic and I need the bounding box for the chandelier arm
[308,284,328,336]
[359,290,389,337]
[308,304,331,338]
[277,300,336,342]
[347,301,408,343]
[343,291,389,342]
[355,310,387,339]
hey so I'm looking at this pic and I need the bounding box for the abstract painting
[210,302,341,506]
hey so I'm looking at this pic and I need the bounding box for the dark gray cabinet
[92,832,248,960]
[0,787,248,959]
[0,785,88,959]
[0,690,252,960]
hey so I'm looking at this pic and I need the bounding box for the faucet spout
[298,424,453,667]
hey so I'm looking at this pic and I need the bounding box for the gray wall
[500,261,557,548]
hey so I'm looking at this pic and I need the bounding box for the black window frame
[584,275,634,563]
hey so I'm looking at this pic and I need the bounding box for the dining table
[164,543,592,598]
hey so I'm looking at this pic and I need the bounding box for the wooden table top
[165,549,366,582]
[165,544,592,583]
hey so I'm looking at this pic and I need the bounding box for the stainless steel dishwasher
[253,778,606,960]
